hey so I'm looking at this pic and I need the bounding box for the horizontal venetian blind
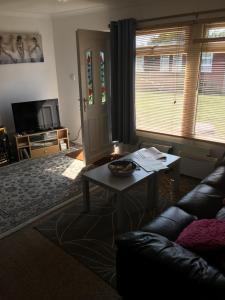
[195,23,225,143]
[136,26,191,136]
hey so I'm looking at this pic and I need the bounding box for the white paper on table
[133,154,168,172]
[137,147,166,160]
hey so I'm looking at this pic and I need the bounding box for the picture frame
[0,32,44,65]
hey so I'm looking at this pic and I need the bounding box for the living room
[1,0,225,299]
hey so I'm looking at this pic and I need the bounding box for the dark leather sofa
[116,161,225,300]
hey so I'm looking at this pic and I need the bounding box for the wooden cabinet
[15,128,69,161]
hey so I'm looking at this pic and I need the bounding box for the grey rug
[36,175,199,289]
[0,150,85,238]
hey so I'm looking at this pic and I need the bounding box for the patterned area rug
[36,174,199,289]
[0,150,85,238]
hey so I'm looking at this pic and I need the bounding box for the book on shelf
[60,142,67,151]
[20,148,30,159]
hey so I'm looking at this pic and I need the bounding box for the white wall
[0,15,58,134]
[52,0,225,150]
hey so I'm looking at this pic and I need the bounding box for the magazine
[133,147,168,172]
[138,147,167,160]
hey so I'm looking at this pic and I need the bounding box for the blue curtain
[110,18,137,144]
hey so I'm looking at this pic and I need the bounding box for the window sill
[136,129,225,147]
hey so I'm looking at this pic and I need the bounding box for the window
[86,50,94,105]
[100,51,106,103]
[172,55,183,72]
[136,56,144,72]
[201,53,213,72]
[136,27,188,136]
[160,55,170,72]
[136,22,225,143]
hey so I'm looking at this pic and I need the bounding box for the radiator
[139,142,218,179]
[179,147,218,179]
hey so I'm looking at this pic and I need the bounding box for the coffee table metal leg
[170,160,180,194]
[82,176,90,212]
[146,173,159,211]
[115,193,124,233]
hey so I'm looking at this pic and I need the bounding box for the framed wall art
[0,32,44,65]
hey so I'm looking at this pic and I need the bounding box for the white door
[77,29,112,165]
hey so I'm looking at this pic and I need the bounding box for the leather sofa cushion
[215,152,225,168]
[141,206,197,241]
[116,232,225,298]
[176,184,224,219]
[201,166,225,192]
[220,157,225,166]
[216,207,225,220]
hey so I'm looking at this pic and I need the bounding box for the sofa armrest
[116,231,225,299]
[201,166,225,193]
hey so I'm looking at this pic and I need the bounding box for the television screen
[11,99,61,134]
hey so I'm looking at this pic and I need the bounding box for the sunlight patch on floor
[62,159,85,179]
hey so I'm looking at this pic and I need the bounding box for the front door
[77,29,112,165]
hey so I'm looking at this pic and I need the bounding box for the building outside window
[160,55,170,72]
[172,55,183,72]
[201,53,213,73]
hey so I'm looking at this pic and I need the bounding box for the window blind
[195,24,225,142]
[136,26,190,136]
[136,21,225,144]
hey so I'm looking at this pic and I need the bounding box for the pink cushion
[176,219,225,252]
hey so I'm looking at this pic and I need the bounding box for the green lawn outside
[136,91,225,139]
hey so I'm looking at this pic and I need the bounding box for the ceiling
[0,0,142,16]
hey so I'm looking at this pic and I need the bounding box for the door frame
[76,29,112,165]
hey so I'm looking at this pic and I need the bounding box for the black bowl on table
[108,159,137,177]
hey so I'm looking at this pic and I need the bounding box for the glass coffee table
[82,150,180,231]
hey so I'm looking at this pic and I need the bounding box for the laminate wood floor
[0,227,120,300]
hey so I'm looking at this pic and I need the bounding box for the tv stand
[15,128,69,161]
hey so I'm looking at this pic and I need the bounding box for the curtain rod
[137,8,225,24]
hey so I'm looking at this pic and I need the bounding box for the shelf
[18,144,29,148]
[58,128,68,139]
[15,128,69,161]
[59,138,68,141]
[30,138,58,144]
[16,136,29,150]
[31,141,58,149]
[30,137,57,143]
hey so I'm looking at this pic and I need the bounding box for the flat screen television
[11,99,61,134]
